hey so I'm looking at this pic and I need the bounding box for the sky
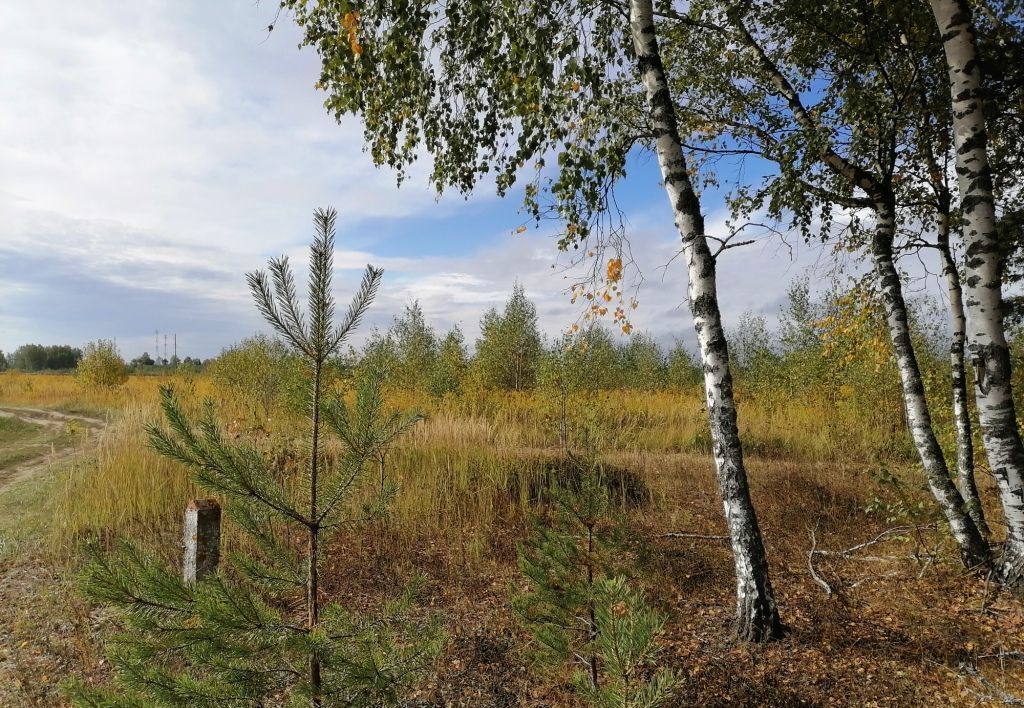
[0,1,937,361]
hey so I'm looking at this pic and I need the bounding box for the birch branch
[807,526,834,597]
[810,525,934,558]
[659,531,731,542]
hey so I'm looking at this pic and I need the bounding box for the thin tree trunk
[871,199,988,567]
[586,522,599,689]
[629,0,782,642]
[937,208,989,537]
[930,0,1024,588]
[559,376,568,457]
[308,360,323,705]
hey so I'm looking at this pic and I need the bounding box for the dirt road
[0,406,109,705]
[0,407,106,493]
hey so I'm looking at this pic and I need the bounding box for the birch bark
[731,15,988,568]
[871,199,989,567]
[629,0,782,641]
[930,0,1024,586]
[937,209,989,537]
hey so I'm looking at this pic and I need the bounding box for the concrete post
[183,498,221,582]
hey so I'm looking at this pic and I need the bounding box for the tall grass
[0,370,180,416]
[0,368,925,555]
[52,400,196,550]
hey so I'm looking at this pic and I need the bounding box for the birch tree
[283,0,783,640]
[475,283,544,392]
[390,300,438,391]
[659,0,989,565]
[915,113,989,537]
[928,0,1024,587]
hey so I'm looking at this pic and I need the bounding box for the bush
[76,340,127,388]
[206,334,308,420]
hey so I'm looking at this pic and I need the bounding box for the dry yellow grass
[0,370,915,554]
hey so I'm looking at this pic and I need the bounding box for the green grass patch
[0,447,44,471]
[0,462,61,561]
[0,416,48,473]
[0,414,88,474]
[0,414,42,443]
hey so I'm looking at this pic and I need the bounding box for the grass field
[1,369,1023,705]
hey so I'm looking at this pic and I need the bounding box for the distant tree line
[349,277,996,425]
[0,344,82,371]
[128,352,204,372]
[0,344,203,374]
[353,283,703,397]
[209,278,979,413]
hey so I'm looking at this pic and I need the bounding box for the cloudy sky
[1,1,906,360]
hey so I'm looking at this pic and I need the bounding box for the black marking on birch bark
[933,0,1024,569]
[939,213,988,536]
[740,0,995,581]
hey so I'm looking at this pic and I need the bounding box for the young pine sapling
[67,208,441,707]
[513,463,679,707]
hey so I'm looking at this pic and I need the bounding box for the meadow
[2,314,1024,706]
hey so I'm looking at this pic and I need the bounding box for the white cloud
[2,1,945,362]
[0,0,458,257]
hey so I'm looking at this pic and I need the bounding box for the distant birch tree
[475,283,543,392]
[283,0,783,639]
[390,300,438,391]
[428,326,469,397]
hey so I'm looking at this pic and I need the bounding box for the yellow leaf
[606,257,623,282]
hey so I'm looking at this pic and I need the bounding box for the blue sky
[0,0,901,360]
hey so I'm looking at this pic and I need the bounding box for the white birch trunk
[930,0,1024,586]
[629,0,782,641]
[937,210,989,537]
[871,199,988,567]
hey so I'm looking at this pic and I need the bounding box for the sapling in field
[324,360,424,500]
[67,208,442,707]
[513,461,679,707]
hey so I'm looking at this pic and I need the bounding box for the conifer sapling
[67,207,442,707]
[513,460,679,707]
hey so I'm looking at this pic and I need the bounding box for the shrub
[207,334,307,420]
[77,339,127,388]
